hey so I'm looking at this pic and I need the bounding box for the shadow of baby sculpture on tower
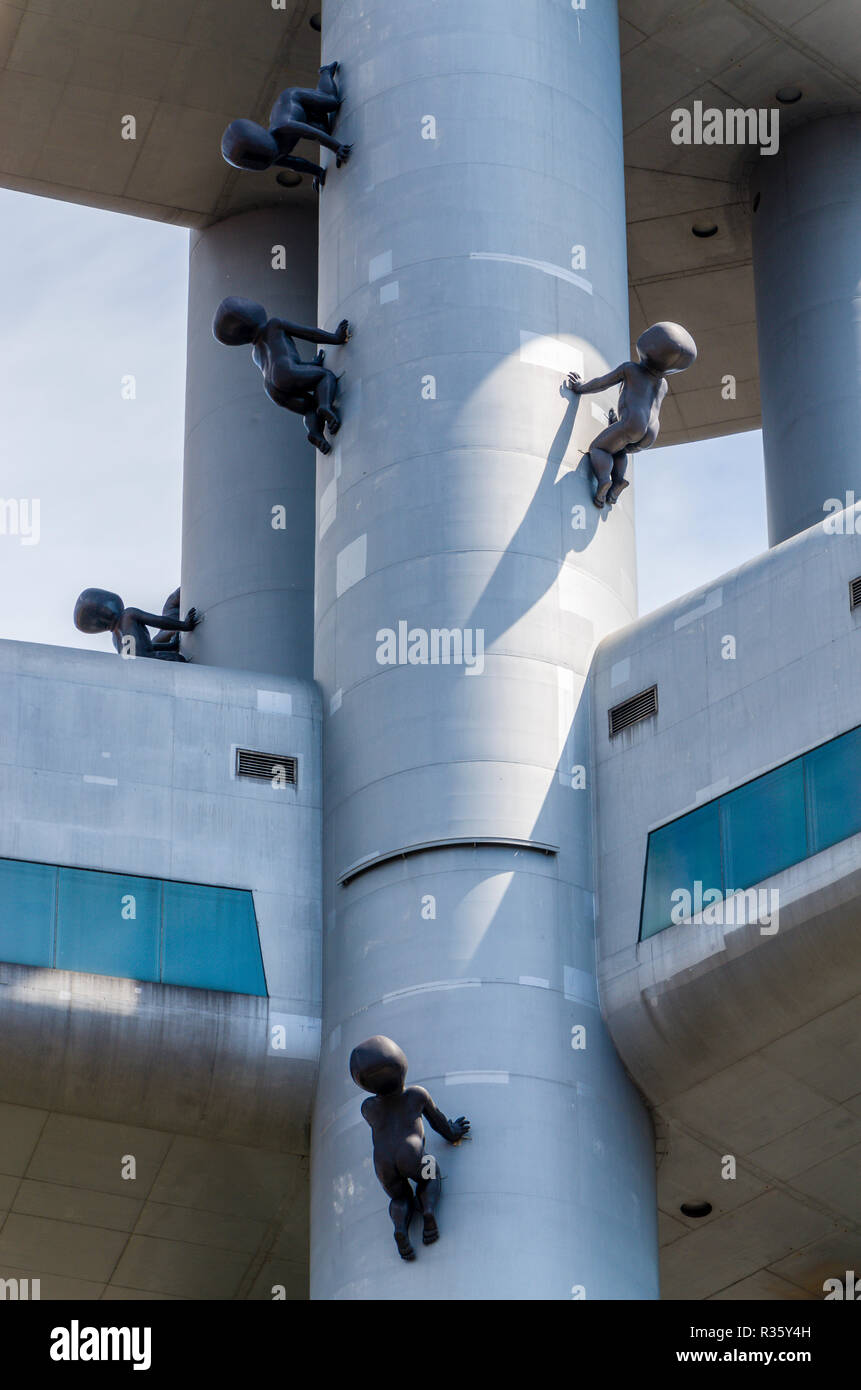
[350,1036,470,1262]
[221,62,350,190]
[566,321,697,508]
[213,297,350,454]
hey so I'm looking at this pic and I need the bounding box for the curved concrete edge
[599,833,861,1108]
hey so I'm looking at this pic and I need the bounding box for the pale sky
[0,188,768,651]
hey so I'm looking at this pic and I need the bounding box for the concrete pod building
[0,0,859,1299]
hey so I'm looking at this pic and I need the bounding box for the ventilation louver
[609,685,658,737]
[235,748,297,784]
[850,576,861,611]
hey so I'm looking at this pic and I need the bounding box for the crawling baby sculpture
[566,321,697,508]
[212,296,350,454]
[350,1035,470,1261]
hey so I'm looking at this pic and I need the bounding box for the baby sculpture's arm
[413,1086,470,1143]
[125,607,199,632]
[566,363,626,394]
[274,318,350,346]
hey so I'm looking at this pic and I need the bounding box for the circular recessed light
[752,191,761,212]
[680,1200,713,1218]
[309,12,322,30]
[691,221,719,238]
[276,170,303,188]
[775,86,802,104]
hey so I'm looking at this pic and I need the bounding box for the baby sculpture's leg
[587,447,614,507]
[607,451,629,503]
[315,368,341,435]
[274,152,327,182]
[587,421,635,508]
[380,1176,417,1261]
[301,64,341,118]
[304,409,331,454]
[414,1154,443,1245]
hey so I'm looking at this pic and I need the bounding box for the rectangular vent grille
[235,748,297,784]
[851,576,861,610]
[609,685,658,737]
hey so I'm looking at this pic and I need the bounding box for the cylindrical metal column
[752,114,861,546]
[311,0,657,1299]
[181,205,318,676]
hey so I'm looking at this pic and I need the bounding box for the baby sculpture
[74,588,198,660]
[350,1035,470,1262]
[221,62,350,189]
[151,587,183,654]
[566,321,697,508]
[213,297,350,454]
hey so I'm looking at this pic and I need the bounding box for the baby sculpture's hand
[566,371,583,393]
[449,1116,470,1142]
[184,607,200,629]
[336,319,351,344]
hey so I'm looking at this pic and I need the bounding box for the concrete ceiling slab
[0,1263,106,1298]
[660,1188,838,1300]
[790,1145,861,1224]
[146,1134,305,1221]
[0,1100,46,1174]
[111,1234,250,1300]
[748,1106,861,1181]
[0,1103,310,1299]
[709,1268,815,1300]
[658,1127,768,1220]
[768,1229,861,1294]
[12,1177,142,1230]
[26,1112,172,1195]
[0,1210,128,1281]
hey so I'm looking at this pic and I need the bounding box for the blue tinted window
[0,858,56,966]
[805,726,861,855]
[56,869,162,981]
[720,759,808,891]
[162,881,266,995]
[641,800,722,940]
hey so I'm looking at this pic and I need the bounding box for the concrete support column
[752,115,861,546]
[181,205,318,677]
[311,0,657,1299]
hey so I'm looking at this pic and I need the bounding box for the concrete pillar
[752,115,861,546]
[181,205,317,677]
[311,0,658,1299]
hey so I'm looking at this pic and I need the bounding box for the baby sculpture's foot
[594,480,612,508]
[309,432,331,454]
[312,171,326,193]
[395,1231,416,1261]
[607,479,629,504]
[422,1213,440,1245]
[320,61,339,77]
[320,407,340,435]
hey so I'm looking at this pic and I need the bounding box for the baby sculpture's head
[221,118,280,172]
[74,588,124,634]
[350,1036,408,1096]
[636,322,697,375]
[213,296,269,347]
